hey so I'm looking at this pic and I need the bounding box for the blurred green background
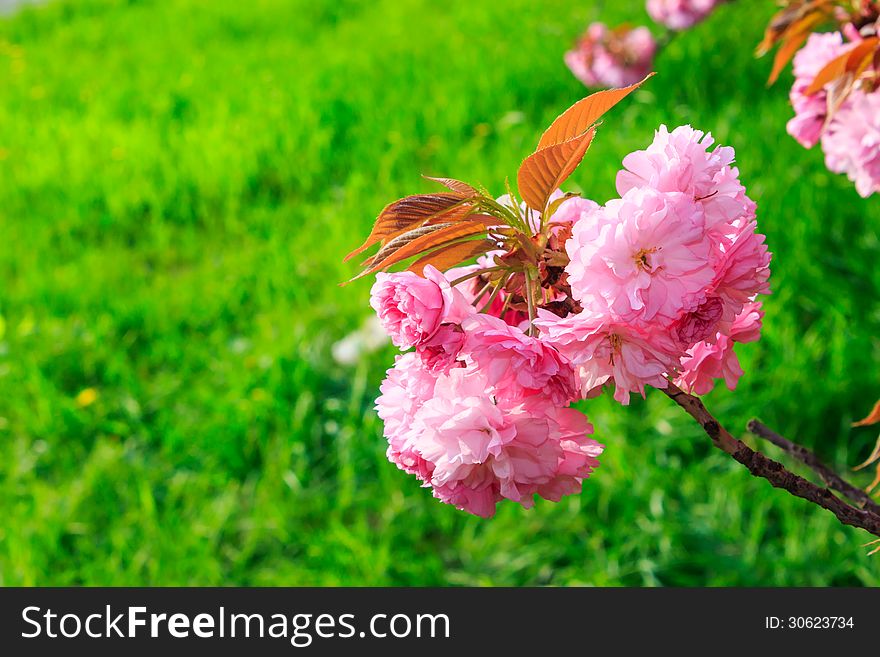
[1,0,879,586]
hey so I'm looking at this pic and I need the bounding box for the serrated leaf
[348,222,488,282]
[536,74,653,150]
[423,176,481,198]
[517,127,596,211]
[408,238,493,275]
[367,223,451,266]
[806,38,878,95]
[344,194,473,261]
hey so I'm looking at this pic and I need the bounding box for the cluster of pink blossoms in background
[370,125,771,517]
[565,23,657,88]
[787,30,880,198]
[647,0,723,31]
[565,2,724,89]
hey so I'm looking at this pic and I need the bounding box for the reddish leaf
[536,74,653,150]
[867,464,880,494]
[344,194,473,261]
[408,238,493,275]
[806,37,879,95]
[766,12,826,85]
[423,176,481,198]
[853,399,880,427]
[757,0,831,56]
[853,433,880,469]
[824,73,857,123]
[365,223,452,268]
[517,127,596,211]
[349,222,488,282]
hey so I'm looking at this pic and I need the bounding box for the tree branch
[746,419,880,516]
[663,381,880,539]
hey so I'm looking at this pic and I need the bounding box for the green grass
[1,0,879,586]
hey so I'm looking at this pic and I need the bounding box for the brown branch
[663,381,880,539]
[747,419,880,516]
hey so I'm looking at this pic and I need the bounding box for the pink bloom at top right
[786,29,880,197]
[822,90,880,198]
[786,31,853,149]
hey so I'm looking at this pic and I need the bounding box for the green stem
[471,280,493,307]
[480,273,510,314]
[449,265,504,288]
[524,268,536,337]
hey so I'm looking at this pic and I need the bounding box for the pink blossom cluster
[372,268,601,517]
[369,125,771,517]
[565,22,656,89]
[539,125,770,403]
[646,0,722,31]
[787,31,880,197]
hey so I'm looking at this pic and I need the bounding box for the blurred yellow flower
[75,388,99,408]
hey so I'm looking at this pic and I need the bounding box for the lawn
[1,0,879,586]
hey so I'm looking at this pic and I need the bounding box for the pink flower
[413,367,518,490]
[787,32,852,148]
[551,196,600,227]
[821,89,880,198]
[675,301,763,395]
[710,218,772,320]
[536,310,684,404]
[529,406,604,503]
[370,265,472,349]
[377,349,603,517]
[376,352,437,479]
[616,124,753,229]
[565,187,714,326]
[672,296,724,346]
[646,0,721,30]
[565,23,656,89]
[408,365,602,517]
[417,324,466,374]
[462,314,578,405]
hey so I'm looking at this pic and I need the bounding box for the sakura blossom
[370,265,472,349]
[783,27,880,197]
[675,301,764,395]
[646,0,722,30]
[462,313,578,405]
[359,111,770,516]
[616,124,753,229]
[535,309,684,405]
[564,187,714,327]
[786,32,852,149]
[821,89,880,198]
[377,351,602,517]
[565,23,657,89]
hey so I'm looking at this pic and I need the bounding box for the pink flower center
[633,246,659,272]
[608,333,623,365]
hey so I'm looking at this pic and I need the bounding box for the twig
[663,381,880,538]
[747,419,880,516]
